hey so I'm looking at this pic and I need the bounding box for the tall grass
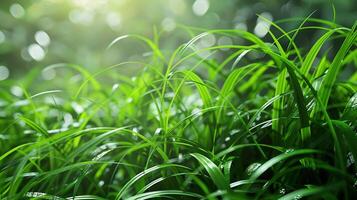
[0,17,356,199]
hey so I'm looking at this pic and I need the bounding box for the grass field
[0,17,357,199]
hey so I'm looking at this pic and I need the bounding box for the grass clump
[0,17,356,199]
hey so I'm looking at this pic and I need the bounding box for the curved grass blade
[278,183,343,200]
[313,22,357,117]
[126,190,202,200]
[107,34,165,61]
[191,153,229,190]
[115,164,190,200]
[249,149,320,181]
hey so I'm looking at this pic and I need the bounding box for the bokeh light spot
[11,86,23,97]
[69,10,94,25]
[254,12,273,38]
[161,18,176,32]
[28,44,45,61]
[198,33,216,48]
[234,23,248,31]
[192,0,209,16]
[41,68,56,80]
[106,12,121,30]
[0,31,5,44]
[0,66,10,81]
[169,0,186,15]
[217,36,233,51]
[9,3,25,18]
[35,31,51,47]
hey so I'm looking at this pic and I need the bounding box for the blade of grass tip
[20,86,41,123]
[153,25,160,46]
[313,22,357,118]
[178,32,209,56]
[331,2,337,28]
[106,35,129,49]
[257,13,303,63]
[107,34,165,61]
[180,70,213,148]
[274,17,339,30]
[30,90,62,99]
[180,71,212,109]
[285,11,316,53]
[231,49,251,70]
[115,164,190,200]
[191,153,229,190]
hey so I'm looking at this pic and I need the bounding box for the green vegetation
[1,11,357,200]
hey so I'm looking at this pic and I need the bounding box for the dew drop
[285,149,295,154]
[246,163,261,175]
[279,188,286,194]
[154,128,162,135]
[178,153,183,162]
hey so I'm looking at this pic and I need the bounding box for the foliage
[0,12,357,200]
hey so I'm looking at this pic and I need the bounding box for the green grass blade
[191,153,229,190]
[313,22,357,116]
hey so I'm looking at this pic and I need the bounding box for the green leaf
[191,153,229,190]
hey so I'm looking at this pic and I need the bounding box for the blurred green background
[0,0,356,81]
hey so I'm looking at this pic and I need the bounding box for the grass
[0,17,356,199]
